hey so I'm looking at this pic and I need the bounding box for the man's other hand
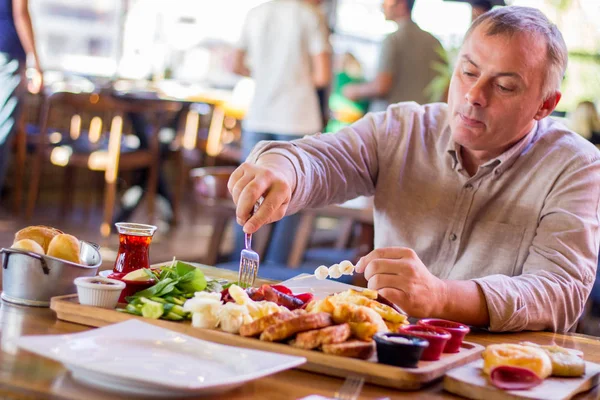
[355,247,448,318]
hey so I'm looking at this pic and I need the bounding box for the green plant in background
[425,45,460,103]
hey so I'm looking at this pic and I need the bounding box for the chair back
[190,166,235,207]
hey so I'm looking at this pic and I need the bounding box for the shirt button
[450,233,457,241]
[465,183,473,190]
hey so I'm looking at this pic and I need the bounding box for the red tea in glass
[113,223,157,274]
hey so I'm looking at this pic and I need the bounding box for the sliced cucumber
[141,300,164,319]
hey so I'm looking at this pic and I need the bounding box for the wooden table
[3,268,600,399]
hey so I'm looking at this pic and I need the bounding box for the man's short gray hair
[465,6,568,99]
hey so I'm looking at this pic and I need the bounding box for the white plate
[17,320,306,397]
[281,274,364,300]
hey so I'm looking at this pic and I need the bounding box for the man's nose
[465,81,487,107]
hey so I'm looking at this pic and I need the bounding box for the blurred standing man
[0,0,42,196]
[231,0,331,265]
[343,0,445,111]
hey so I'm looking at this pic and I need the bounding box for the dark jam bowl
[374,333,429,368]
[417,319,470,353]
[397,325,452,361]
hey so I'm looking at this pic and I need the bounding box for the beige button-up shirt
[248,102,600,332]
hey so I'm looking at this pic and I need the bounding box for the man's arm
[343,72,393,101]
[13,0,39,67]
[471,156,600,332]
[312,52,331,89]
[232,49,250,77]
[13,0,42,93]
[343,34,395,102]
[246,111,384,216]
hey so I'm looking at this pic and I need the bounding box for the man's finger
[228,165,248,194]
[236,178,269,226]
[363,258,409,280]
[243,190,288,233]
[231,172,255,205]
[355,247,415,273]
[377,287,408,311]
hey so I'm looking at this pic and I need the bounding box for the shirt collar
[446,121,539,177]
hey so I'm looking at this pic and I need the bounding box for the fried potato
[260,312,333,342]
[316,289,407,325]
[332,303,388,334]
[322,340,375,360]
[239,311,294,337]
[291,323,351,350]
[348,322,378,341]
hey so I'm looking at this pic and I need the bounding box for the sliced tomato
[107,272,127,280]
[490,365,543,390]
[293,292,314,304]
[270,285,293,295]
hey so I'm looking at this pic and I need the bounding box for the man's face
[447,23,549,160]
[382,0,397,20]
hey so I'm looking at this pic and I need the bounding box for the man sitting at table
[226,6,600,333]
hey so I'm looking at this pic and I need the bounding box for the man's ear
[534,91,562,120]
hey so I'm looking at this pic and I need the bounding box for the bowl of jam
[374,333,429,368]
[397,325,452,361]
[417,319,470,353]
[74,276,125,309]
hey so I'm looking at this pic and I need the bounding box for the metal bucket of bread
[0,226,102,307]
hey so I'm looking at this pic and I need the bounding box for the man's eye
[462,70,476,77]
[497,85,514,92]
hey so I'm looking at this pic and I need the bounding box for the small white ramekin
[74,276,126,309]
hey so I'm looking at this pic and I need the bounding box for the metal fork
[334,375,364,400]
[238,198,263,288]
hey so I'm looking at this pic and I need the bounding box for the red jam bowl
[397,325,451,361]
[417,319,470,353]
[107,272,155,303]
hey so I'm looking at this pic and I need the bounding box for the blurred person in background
[0,0,42,198]
[326,52,370,132]
[231,0,331,266]
[568,101,600,144]
[343,0,445,112]
[305,0,332,128]
[471,0,493,22]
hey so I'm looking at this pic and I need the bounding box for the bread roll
[47,234,81,264]
[482,344,552,379]
[11,239,45,255]
[14,226,62,252]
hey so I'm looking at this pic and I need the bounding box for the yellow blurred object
[46,234,81,264]
[11,239,45,255]
[482,344,552,379]
[520,342,585,377]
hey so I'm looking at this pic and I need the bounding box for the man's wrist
[256,153,297,193]
[436,279,450,318]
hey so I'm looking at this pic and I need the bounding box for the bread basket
[0,241,102,307]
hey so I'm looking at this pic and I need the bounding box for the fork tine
[336,375,364,400]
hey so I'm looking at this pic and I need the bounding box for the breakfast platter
[51,287,484,390]
[5,224,600,397]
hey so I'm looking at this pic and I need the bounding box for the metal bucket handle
[0,248,50,275]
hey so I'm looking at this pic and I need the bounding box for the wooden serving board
[51,294,484,390]
[444,359,600,400]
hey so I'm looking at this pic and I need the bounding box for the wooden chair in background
[26,91,180,237]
